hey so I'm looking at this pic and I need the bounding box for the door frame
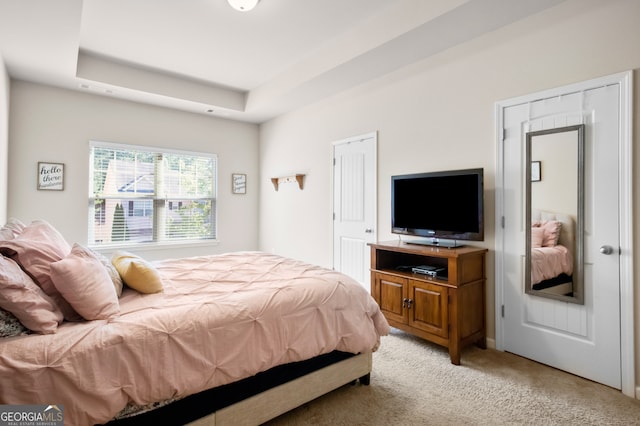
[494,71,634,397]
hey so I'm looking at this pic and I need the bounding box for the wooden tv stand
[369,240,487,365]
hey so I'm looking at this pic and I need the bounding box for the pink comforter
[531,245,573,285]
[0,252,389,425]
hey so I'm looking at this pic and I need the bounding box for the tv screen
[391,168,484,245]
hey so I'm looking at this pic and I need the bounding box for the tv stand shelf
[369,240,487,365]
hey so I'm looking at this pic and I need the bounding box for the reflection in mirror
[525,124,584,304]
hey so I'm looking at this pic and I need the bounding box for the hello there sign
[37,162,65,191]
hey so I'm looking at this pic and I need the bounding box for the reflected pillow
[531,227,544,248]
[540,220,562,247]
[0,220,80,321]
[50,244,120,321]
[0,255,63,334]
[111,251,163,294]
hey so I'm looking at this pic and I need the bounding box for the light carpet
[265,328,640,425]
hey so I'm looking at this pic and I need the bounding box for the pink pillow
[0,220,80,321]
[540,220,562,247]
[50,244,120,321]
[89,248,124,297]
[0,218,26,241]
[531,227,544,248]
[0,255,63,334]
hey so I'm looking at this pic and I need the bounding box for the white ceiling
[0,0,566,123]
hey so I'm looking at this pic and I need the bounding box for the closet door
[332,132,377,289]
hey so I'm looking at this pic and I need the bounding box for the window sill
[89,239,220,254]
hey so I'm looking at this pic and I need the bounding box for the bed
[0,219,390,426]
[530,210,574,295]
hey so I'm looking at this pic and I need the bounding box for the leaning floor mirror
[525,124,585,304]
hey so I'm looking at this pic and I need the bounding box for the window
[89,141,217,246]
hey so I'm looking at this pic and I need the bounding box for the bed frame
[105,351,372,426]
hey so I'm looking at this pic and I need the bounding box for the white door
[496,73,633,392]
[332,132,377,289]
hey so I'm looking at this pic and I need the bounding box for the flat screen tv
[391,168,484,247]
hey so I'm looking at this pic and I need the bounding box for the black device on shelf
[411,265,436,275]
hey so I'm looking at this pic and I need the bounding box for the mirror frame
[525,124,585,304]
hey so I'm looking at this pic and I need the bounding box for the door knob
[599,245,614,255]
[365,228,373,233]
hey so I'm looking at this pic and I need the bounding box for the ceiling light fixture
[227,0,260,12]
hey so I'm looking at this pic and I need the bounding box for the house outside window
[89,141,217,246]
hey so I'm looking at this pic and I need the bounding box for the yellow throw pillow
[111,251,163,294]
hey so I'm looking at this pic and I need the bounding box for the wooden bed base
[187,351,372,426]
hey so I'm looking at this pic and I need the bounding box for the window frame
[88,140,218,249]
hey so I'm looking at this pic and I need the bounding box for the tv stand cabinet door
[373,272,408,324]
[408,280,448,339]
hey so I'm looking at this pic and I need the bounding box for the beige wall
[8,81,260,260]
[0,56,8,225]
[258,0,640,390]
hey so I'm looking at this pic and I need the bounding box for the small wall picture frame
[232,173,247,194]
[37,162,65,191]
[531,161,541,182]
